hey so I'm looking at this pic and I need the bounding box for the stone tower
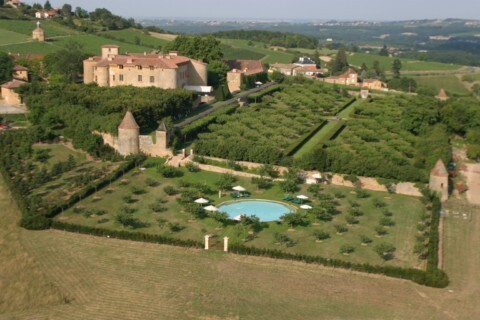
[436,88,449,101]
[156,121,169,153]
[429,159,449,202]
[32,21,45,42]
[117,111,140,156]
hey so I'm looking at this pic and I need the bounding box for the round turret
[118,111,140,156]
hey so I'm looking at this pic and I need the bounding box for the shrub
[150,203,168,213]
[334,191,345,199]
[375,226,388,236]
[383,209,393,217]
[168,222,185,233]
[131,186,147,195]
[334,224,348,234]
[314,230,330,240]
[164,186,179,196]
[178,180,191,188]
[273,232,296,247]
[122,195,136,204]
[145,178,160,187]
[379,217,395,227]
[185,162,200,172]
[120,206,137,214]
[360,235,373,244]
[348,207,364,217]
[158,165,183,178]
[98,218,109,224]
[355,189,370,198]
[156,217,167,228]
[375,243,396,260]
[349,200,360,207]
[372,198,387,208]
[345,215,359,225]
[340,245,355,254]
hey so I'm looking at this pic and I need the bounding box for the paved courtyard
[0,102,27,114]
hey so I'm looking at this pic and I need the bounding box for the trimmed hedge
[51,221,202,249]
[180,104,238,140]
[246,84,283,103]
[284,120,328,156]
[335,97,356,115]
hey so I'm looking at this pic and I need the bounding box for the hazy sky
[24,0,480,20]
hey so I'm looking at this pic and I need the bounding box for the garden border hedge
[284,120,328,156]
[246,84,283,103]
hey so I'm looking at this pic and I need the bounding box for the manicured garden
[193,80,351,163]
[56,159,428,268]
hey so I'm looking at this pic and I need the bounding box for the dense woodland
[212,30,318,49]
[18,83,196,155]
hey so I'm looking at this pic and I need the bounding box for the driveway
[465,163,480,206]
[0,103,27,114]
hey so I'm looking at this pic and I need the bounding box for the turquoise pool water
[218,200,294,222]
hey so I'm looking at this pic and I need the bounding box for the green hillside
[348,52,462,72]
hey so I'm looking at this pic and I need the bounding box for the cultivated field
[413,75,471,95]
[220,38,296,63]
[2,174,480,319]
[348,52,462,71]
[99,28,169,48]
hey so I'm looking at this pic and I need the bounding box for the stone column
[204,234,209,250]
[223,237,229,252]
[190,149,194,157]
[182,148,186,157]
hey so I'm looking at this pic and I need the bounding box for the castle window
[150,76,154,83]
[119,74,124,81]
[94,76,97,82]
[112,75,115,81]
[137,65,142,70]
[119,64,124,69]
[149,66,154,71]
[138,75,142,82]
[94,66,97,71]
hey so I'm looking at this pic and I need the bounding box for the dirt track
[464,163,480,206]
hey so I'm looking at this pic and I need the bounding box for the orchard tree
[0,52,13,83]
[44,0,51,10]
[207,60,229,88]
[330,47,348,74]
[392,59,402,79]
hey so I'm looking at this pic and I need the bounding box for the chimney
[127,58,133,64]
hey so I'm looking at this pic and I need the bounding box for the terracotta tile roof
[437,88,448,99]
[225,60,265,75]
[91,53,196,69]
[157,121,168,132]
[13,65,28,71]
[102,44,120,48]
[270,63,298,69]
[338,68,357,79]
[118,111,139,130]
[1,79,26,89]
[431,159,448,177]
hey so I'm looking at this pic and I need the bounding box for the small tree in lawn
[375,225,388,236]
[211,211,229,227]
[314,230,330,241]
[375,242,396,260]
[281,212,309,228]
[340,245,355,255]
[216,173,236,194]
[334,224,348,234]
[360,235,373,245]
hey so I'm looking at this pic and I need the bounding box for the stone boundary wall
[201,156,288,175]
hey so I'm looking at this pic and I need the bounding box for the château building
[83,45,208,90]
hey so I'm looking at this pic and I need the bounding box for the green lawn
[0,19,80,36]
[32,144,87,167]
[220,39,296,64]
[57,161,425,268]
[348,52,461,71]
[413,75,470,95]
[99,28,169,49]
[0,28,29,45]
[294,99,362,158]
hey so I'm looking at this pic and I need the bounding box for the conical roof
[437,88,448,99]
[157,121,168,132]
[118,111,139,129]
[431,159,448,177]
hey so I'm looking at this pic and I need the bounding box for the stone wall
[0,88,22,105]
[139,135,173,157]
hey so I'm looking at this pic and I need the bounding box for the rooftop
[1,79,26,89]
[90,52,202,69]
[118,111,139,130]
[431,159,448,178]
[225,59,265,76]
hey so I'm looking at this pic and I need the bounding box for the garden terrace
[57,159,428,269]
[194,80,351,164]
[300,94,450,182]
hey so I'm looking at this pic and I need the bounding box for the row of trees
[212,30,318,49]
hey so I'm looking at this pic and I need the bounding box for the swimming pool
[218,200,295,222]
